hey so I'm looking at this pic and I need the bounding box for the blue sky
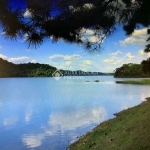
[0,26,149,72]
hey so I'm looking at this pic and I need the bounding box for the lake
[0,76,150,150]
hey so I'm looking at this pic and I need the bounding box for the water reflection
[47,107,107,132]
[0,77,150,150]
[22,107,107,148]
[22,134,44,148]
[25,110,33,123]
[3,117,18,126]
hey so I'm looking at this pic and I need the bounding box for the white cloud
[24,33,29,38]
[0,54,7,60]
[103,56,123,64]
[49,54,63,62]
[23,9,32,18]
[103,59,112,63]
[83,60,93,65]
[139,49,144,55]
[49,54,97,71]
[64,55,81,61]
[49,54,81,62]
[110,50,122,56]
[81,28,103,43]
[65,61,72,66]
[89,36,100,43]
[126,52,135,60]
[0,54,35,64]
[102,51,134,69]
[120,28,149,46]
[49,54,82,70]
[105,66,115,72]
[31,60,37,63]
[139,50,150,58]
[0,46,2,49]
[24,33,29,41]
[8,57,30,63]
[1,32,6,35]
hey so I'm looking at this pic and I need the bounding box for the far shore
[68,97,150,150]
[116,79,150,85]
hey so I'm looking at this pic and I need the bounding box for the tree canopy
[0,0,150,52]
[114,63,150,77]
[0,58,56,77]
[141,57,150,73]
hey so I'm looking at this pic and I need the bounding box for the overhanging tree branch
[0,0,150,52]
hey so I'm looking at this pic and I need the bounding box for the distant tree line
[0,58,114,77]
[0,58,56,77]
[2,56,150,78]
[60,70,113,76]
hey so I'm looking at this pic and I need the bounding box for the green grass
[116,79,150,85]
[68,98,150,150]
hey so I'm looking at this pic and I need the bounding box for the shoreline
[116,79,150,85]
[68,97,150,150]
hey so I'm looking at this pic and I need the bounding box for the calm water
[0,76,150,150]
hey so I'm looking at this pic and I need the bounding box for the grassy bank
[68,98,150,150]
[116,79,150,85]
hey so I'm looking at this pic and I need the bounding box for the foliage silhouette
[0,0,150,52]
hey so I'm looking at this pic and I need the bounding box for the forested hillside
[0,58,114,77]
[114,63,150,78]
[0,58,56,77]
